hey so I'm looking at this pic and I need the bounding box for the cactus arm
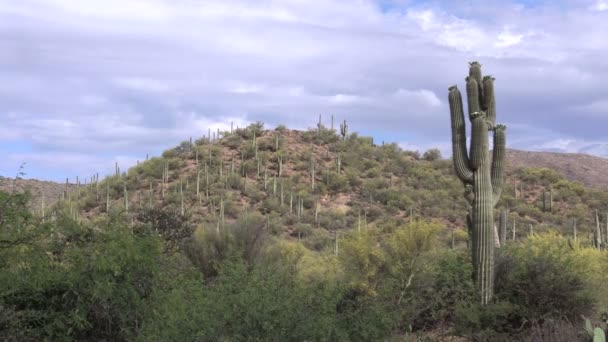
[491,125,506,206]
[469,112,487,170]
[483,76,496,128]
[466,77,482,115]
[449,85,474,183]
[469,61,483,107]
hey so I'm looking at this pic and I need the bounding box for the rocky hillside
[15,123,596,251]
[506,148,608,190]
[0,176,73,213]
[6,125,608,244]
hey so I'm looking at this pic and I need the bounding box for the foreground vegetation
[2,188,608,341]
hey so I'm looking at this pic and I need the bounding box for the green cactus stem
[96,173,100,202]
[595,211,602,250]
[205,163,209,199]
[604,212,608,247]
[180,181,184,216]
[314,199,319,226]
[594,328,606,342]
[340,120,348,140]
[542,187,553,212]
[106,182,110,213]
[310,158,316,191]
[124,183,128,213]
[499,209,507,247]
[149,181,154,208]
[219,197,225,228]
[317,114,322,134]
[529,224,534,237]
[333,229,339,256]
[448,62,506,305]
[290,190,293,213]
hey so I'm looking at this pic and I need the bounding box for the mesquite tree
[448,61,506,304]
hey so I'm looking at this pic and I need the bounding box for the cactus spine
[448,62,506,305]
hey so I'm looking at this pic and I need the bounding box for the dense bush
[0,206,162,341]
[494,233,595,328]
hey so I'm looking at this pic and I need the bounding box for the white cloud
[495,27,524,48]
[1,0,608,180]
[591,0,608,11]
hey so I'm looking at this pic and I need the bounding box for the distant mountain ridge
[505,148,608,190]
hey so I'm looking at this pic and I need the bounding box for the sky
[1,0,608,182]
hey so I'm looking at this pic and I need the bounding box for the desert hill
[506,148,608,190]
[6,123,596,246]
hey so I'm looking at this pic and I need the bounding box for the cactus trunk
[471,140,495,303]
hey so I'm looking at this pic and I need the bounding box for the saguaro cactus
[448,61,506,305]
[340,120,348,140]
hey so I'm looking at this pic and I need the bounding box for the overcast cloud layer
[1,0,608,181]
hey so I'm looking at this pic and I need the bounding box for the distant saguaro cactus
[448,61,506,305]
[340,120,348,140]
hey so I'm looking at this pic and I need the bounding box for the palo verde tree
[448,61,506,304]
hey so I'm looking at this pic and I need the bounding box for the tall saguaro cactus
[448,61,506,304]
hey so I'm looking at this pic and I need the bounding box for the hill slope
[506,148,608,190]
[24,123,603,250]
[0,176,72,213]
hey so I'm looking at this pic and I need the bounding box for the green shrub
[494,233,594,329]
[0,202,162,341]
